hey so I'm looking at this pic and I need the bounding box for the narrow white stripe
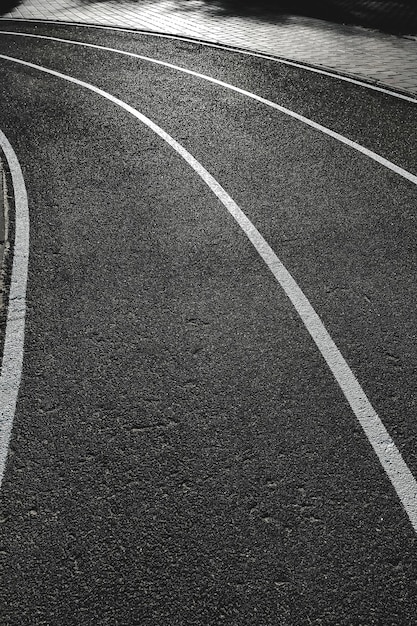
[0,130,29,487]
[2,54,417,535]
[1,30,417,188]
[1,18,417,104]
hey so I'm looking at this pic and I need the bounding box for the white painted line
[1,53,417,531]
[2,30,417,188]
[0,130,29,488]
[1,18,417,105]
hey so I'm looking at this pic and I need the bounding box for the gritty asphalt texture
[1,21,417,625]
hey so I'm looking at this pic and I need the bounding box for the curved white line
[0,130,29,488]
[2,30,417,188]
[1,53,417,531]
[1,18,417,105]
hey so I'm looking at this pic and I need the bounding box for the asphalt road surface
[1,20,417,626]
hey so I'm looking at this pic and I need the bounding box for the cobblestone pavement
[2,0,417,95]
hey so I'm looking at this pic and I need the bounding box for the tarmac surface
[1,5,417,626]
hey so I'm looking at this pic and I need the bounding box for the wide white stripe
[0,130,29,487]
[1,18,417,105]
[1,29,417,188]
[2,54,417,535]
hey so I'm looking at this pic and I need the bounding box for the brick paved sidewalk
[2,0,417,96]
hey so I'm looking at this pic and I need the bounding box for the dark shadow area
[183,0,417,35]
[0,0,21,16]
[78,0,417,35]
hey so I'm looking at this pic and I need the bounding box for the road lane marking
[0,130,29,488]
[2,54,417,530]
[1,30,417,188]
[1,19,417,105]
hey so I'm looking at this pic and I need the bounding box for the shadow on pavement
[181,0,417,35]
[78,0,417,35]
[0,0,21,15]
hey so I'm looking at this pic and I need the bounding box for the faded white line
[0,130,29,488]
[1,53,417,531]
[1,30,417,188]
[1,19,417,105]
